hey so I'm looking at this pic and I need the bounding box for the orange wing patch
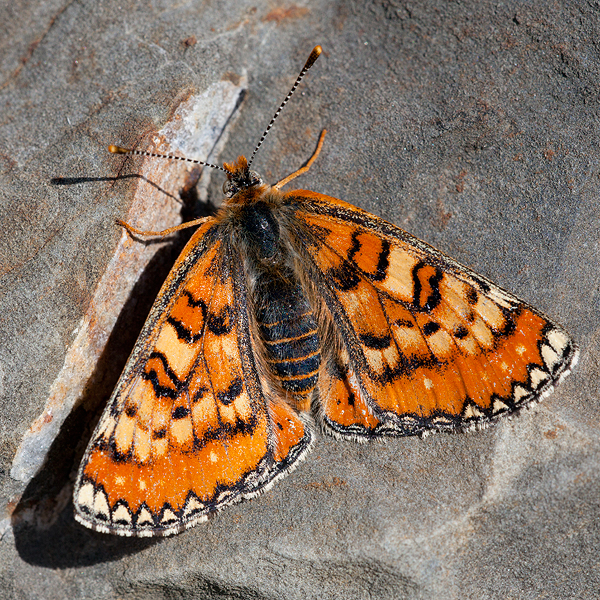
[290,191,577,437]
[318,343,388,438]
[74,222,312,536]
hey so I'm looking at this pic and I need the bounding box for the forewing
[286,191,578,438]
[74,220,312,536]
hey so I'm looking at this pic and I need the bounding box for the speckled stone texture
[1,1,598,598]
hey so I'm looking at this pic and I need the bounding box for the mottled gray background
[1,1,599,598]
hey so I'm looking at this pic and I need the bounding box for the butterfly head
[222,155,265,201]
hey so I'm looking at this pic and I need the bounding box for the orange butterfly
[74,46,578,537]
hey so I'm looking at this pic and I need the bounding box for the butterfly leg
[274,129,327,190]
[116,216,211,238]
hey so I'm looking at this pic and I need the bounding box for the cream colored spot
[392,325,430,354]
[470,317,494,349]
[152,437,168,458]
[113,415,135,455]
[218,401,238,426]
[97,415,117,439]
[209,331,239,369]
[500,361,510,372]
[134,426,151,463]
[512,385,530,402]
[423,377,433,390]
[339,346,350,364]
[516,344,527,356]
[435,305,465,337]
[115,475,126,487]
[192,394,220,436]
[383,247,419,302]
[152,400,171,433]
[454,335,478,356]
[170,418,193,446]
[442,282,481,323]
[547,328,569,354]
[426,329,454,360]
[219,334,239,359]
[77,482,95,511]
[541,344,560,371]
[155,323,199,379]
[492,398,509,413]
[363,345,399,376]
[184,497,204,516]
[93,489,110,519]
[137,507,154,526]
[209,450,219,463]
[340,280,383,328]
[529,367,549,390]
[216,387,251,425]
[463,404,485,419]
[135,388,156,429]
[112,504,132,524]
[232,390,252,420]
[138,479,147,491]
[161,508,178,524]
[476,295,507,329]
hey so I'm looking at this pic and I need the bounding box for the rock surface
[1,0,598,598]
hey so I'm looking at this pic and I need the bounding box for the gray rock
[1,0,597,598]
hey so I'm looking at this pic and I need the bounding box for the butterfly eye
[223,180,237,197]
[248,171,263,186]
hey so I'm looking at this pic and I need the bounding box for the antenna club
[305,46,322,69]
[108,145,129,154]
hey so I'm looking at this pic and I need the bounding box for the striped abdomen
[237,200,320,399]
[255,276,320,398]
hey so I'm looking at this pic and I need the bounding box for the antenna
[247,45,322,169]
[107,145,227,173]
[108,45,322,175]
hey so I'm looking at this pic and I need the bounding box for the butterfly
[74,46,578,537]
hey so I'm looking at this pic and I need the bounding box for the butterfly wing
[74,219,312,536]
[285,190,578,438]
